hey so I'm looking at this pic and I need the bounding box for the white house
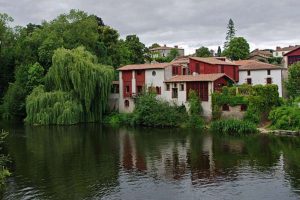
[234,60,287,97]
[150,45,185,58]
[273,45,300,58]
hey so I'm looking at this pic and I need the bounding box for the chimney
[276,46,281,51]
[174,45,178,48]
[164,44,167,47]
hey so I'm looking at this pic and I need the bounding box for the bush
[285,62,300,98]
[132,93,188,127]
[0,130,10,192]
[103,112,133,126]
[210,119,258,135]
[186,90,204,129]
[269,106,300,131]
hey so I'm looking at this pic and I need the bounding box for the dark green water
[1,123,300,200]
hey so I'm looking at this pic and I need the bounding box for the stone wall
[221,105,246,120]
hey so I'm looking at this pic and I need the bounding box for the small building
[164,74,234,119]
[273,45,300,58]
[234,60,287,97]
[150,45,184,58]
[189,57,240,82]
[283,46,300,68]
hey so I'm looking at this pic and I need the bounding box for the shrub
[210,119,258,135]
[132,93,188,127]
[103,112,133,126]
[0,130,10,192]
[269,106,300,131]
[285,62,300,98]
[186,90,204,129]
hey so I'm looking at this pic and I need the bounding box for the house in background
[150,45,184,59]
[234,60,287,97]
[248,49,272,63]
[273,45,300,58]
[283,46,300,68]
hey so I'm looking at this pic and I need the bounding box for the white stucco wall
[238,69,283,97]
[273,51,289,58]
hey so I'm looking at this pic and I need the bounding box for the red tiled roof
[190,57,239,66]
[118,63,171,71]
[276,45,300,52]
[171,57,190,64]
[234,60,284,70]
[164,73,233,83]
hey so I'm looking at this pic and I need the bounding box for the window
[247,78,252,85]
[266,77,272,84]
[156,86,161,95]
[172,66,179,76]
[247,70,251,76]
[125,85,130,93]
[174,83,177,88]
[166,84,170,91]
[124,100,130,107]
[195,63,200,74]
[241,104,247,111]
[172,88,178,98]
[136,70,142,75]
[180,84,184,91]
[200,82,209,101]
[183,68,186,75]
[111,84,119,94]
[222,104,230,111]
[152,71,156,76]
[267,70,271,75]
[137,86,143,94]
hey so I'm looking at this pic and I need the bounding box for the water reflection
[2,124,300,200]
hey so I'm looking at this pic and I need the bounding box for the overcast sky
[1,0,300,54]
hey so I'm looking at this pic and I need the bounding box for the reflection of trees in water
[6,124,120,200]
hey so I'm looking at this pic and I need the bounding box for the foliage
[25,47,114,125]
[169,49,180,60]
[131,93,188,127]
[103,112,133,126]
[285,62,300,99]
[268,57,282,65]
[0,13,16,97]
[223,37,250,60]
[210,119,258,135]
[269,105,300,131]
[212,84,280,124]
[149,43,160,49]
[195,46,211,57]
[217,46,222,57]
[124,35,145,64]
[1,63,44,119]
[224,19,236,50]
[186,90,204,129]
[0,130,10,192]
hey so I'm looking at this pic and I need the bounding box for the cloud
[1,0,300,54]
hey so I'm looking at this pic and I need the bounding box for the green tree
[285,62,300,98]
[0,13,16,97]
[0,63,44,119]
[124,35,145,64]
[224,19,236,50]
[222,37,250,60]
[195,46,211,57]
[169,48,180,60]
[217,46,222,57]
[25,47,114,125]
[149,43,160,49]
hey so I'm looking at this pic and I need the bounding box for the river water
[1,123,300,200]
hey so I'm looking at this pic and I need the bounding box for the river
[1,123,300,200]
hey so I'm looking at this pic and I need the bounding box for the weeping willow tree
[25,47,114,125]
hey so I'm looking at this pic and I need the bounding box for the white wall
[273,51,289,58]
[238,69,283,97]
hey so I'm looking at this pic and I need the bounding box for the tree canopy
[195,46,211,57]
[224,19,236,50]
[25,47,114,125]
[222,37,250,60]
[285,62,300,99]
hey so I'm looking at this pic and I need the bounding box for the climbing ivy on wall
[25,47,114,125]
[212,84,280,124]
